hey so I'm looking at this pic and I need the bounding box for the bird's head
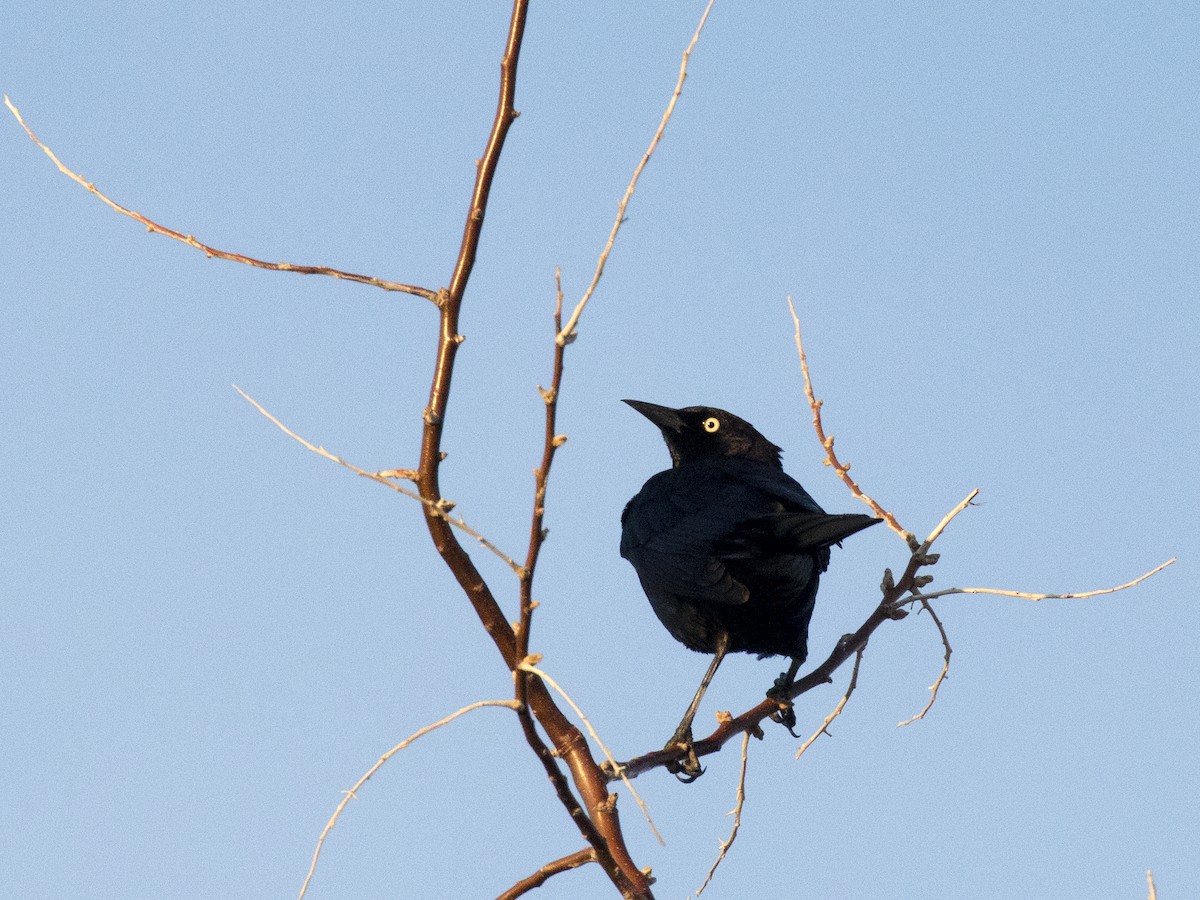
[623,399,783,468]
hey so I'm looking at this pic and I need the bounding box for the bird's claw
[663,729,704,782]
[767,674,801,737]
[768,698,800,737]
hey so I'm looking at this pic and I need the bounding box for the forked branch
[412,1,652,894]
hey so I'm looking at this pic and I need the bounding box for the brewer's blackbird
[620,400,879,779]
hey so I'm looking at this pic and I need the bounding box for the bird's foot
[663,727,704,783]
[767,674,801,737]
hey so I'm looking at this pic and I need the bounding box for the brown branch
[415,0,524,668]
[5,95,437,302]
[504,275,616,889]
[694,731,750,897]
[297,699,522,900]
[506,3,718,886]
[520,661,663,846]
[896,599,952,727]
[796,647,864,759]
[518,272,567,660]
[557,0,714,345]
[789,296,916,546]
[412,3,651,895]
[497,848,597,900]
[509,699,620,891]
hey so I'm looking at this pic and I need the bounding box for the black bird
[620,400,879,779]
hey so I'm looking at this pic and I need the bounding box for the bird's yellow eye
[702,417,721,433]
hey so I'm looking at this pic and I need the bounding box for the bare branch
[789,296,915,545]
[5,95,437,302]
[233,385,523,574]
[924,489,979,547]
[904,558,1176,605]
[496,848,597,900]
[1147,869,1157,900]
[557,0,715,345]
[298,699,522,900]
[897,599,952,727]
[694,731,750,897]
[520,661,664,847]
[408,2,654,892]
[509,700,618,893]
[518,271,567,659]
[796,647,864,758]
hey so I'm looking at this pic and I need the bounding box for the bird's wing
[722,460,828,514]
[621,472,754,605]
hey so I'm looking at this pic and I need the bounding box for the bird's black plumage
[620,400,878,778]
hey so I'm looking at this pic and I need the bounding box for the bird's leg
[665,631,730,782]
[767,656,803,736]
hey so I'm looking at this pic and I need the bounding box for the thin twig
[904,558,1176,605]
[796,647,865,759]
[297,699,522,900]
[517,271,567,660]
[1147,869,1157,900]
[519,661,665,846]
[789,296,915,545]
[5,95,437,302]
[496,848,597,900]
[694,731,751,897]
[233,385,523,573]
[557,0,715,345]
[925,489,980,547]
[897,599,952,727]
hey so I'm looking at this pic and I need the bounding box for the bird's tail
[776,512,881,550]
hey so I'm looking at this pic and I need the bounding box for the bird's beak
[623,399,685,434]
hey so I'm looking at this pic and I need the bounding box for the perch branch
[616,488,970,778]
[4,96,436,302]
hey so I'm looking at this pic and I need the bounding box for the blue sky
[3,4,1197,898]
